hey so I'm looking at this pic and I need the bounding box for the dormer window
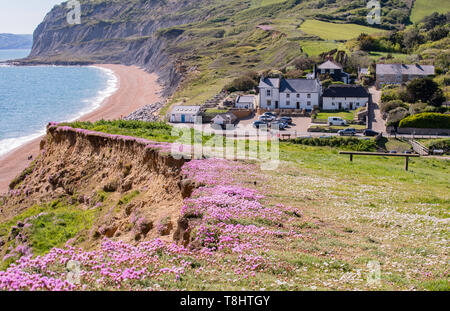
[267,90,271,97]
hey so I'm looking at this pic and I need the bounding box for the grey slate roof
[280,79,321,93]
[259,77,280,88]
[323,85,370,98]
[236,95,256,103]
[376,64,435,76]
[318,60,343,70]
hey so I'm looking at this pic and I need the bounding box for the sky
[0,0,64,34]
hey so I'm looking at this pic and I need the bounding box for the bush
[406,78,445,107]
[380,100,408,114]
[399,113,450,129]
[225,74,258,92]
[425,139,450,154]
[292,137,376,152]
[386,107,409,127]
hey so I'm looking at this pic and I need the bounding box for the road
[368,86,386,134]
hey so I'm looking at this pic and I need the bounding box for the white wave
[0,66,119,158]
[64,66,119,122]
[0,130,46,158]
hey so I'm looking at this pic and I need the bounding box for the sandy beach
[0,64,163,194]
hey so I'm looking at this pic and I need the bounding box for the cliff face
[27,0,219,95]
[0,124,195,252]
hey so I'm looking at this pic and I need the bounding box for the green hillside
[410,0,450,23]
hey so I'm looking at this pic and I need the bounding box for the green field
[300,40,342,56]
[410,0,450,24]
[315,111,356,122]
[300,20,387,41]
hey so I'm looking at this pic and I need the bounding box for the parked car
[363,129,379,137]
[328,117,347,126]
[389,150,398,154]
[338,128,356,136]
[279,117,293,125]
[253,121,267,129]
[270,121,287,130]
[263,112,277,118]
[260,115,275,123]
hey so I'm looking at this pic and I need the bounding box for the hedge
[292,137,376,152]
[399,113,450,129]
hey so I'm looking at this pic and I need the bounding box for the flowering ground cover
[0,124,448,291]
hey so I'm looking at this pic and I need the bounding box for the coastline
[0,64,163,194]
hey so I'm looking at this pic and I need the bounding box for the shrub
[292,137,376,152]
[399,113,450,129]
[425,139,450,154]
[386,107,409,127]
[225,74,258,92]
[380,100,408,114]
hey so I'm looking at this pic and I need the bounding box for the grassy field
[300,20,387,41]
[410,0,450,24]
[315,111,356,122]
[300,40,341,56]
[2,121,449,290]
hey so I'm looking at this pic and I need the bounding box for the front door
[350,103,353,110]
[181,115,186,123]
[275,101,279,109]
[338,103,342,110]
[297,102,300,109]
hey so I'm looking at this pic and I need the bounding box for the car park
[337,128,356,136]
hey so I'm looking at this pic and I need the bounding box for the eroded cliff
[0,124,197,261]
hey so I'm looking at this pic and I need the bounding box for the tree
[421,12,448,31]
[403,28,424,50]
[406,78,445,107]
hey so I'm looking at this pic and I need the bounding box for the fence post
[405,156,409,171]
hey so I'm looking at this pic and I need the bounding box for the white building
[258,77,322,111]
[212,112,238,125]
[235,95,256,110]
[169,105,202,123]
[322,85,370,111]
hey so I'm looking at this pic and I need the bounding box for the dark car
[279,117,293,125]
[253,121,267,129]
[259,115,275,123]
[363,129,379,137]
[263,112,277,118]
[337,128,356,136]
[270,121,287,130]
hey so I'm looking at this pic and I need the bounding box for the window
[307,94,311,99]
[286,93,290,99]
[267,90,271,97]
[267,100,271,106]
[286,101,290,106]
[296,94,300,98]
[307,101,311,106]
[332,102,335,106]
[330,69,334,74]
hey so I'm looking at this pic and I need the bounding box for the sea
[0,49,118,157]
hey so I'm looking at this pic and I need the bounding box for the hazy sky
[0,0,64,34]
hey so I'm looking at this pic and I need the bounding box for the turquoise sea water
[0,50,117,157]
